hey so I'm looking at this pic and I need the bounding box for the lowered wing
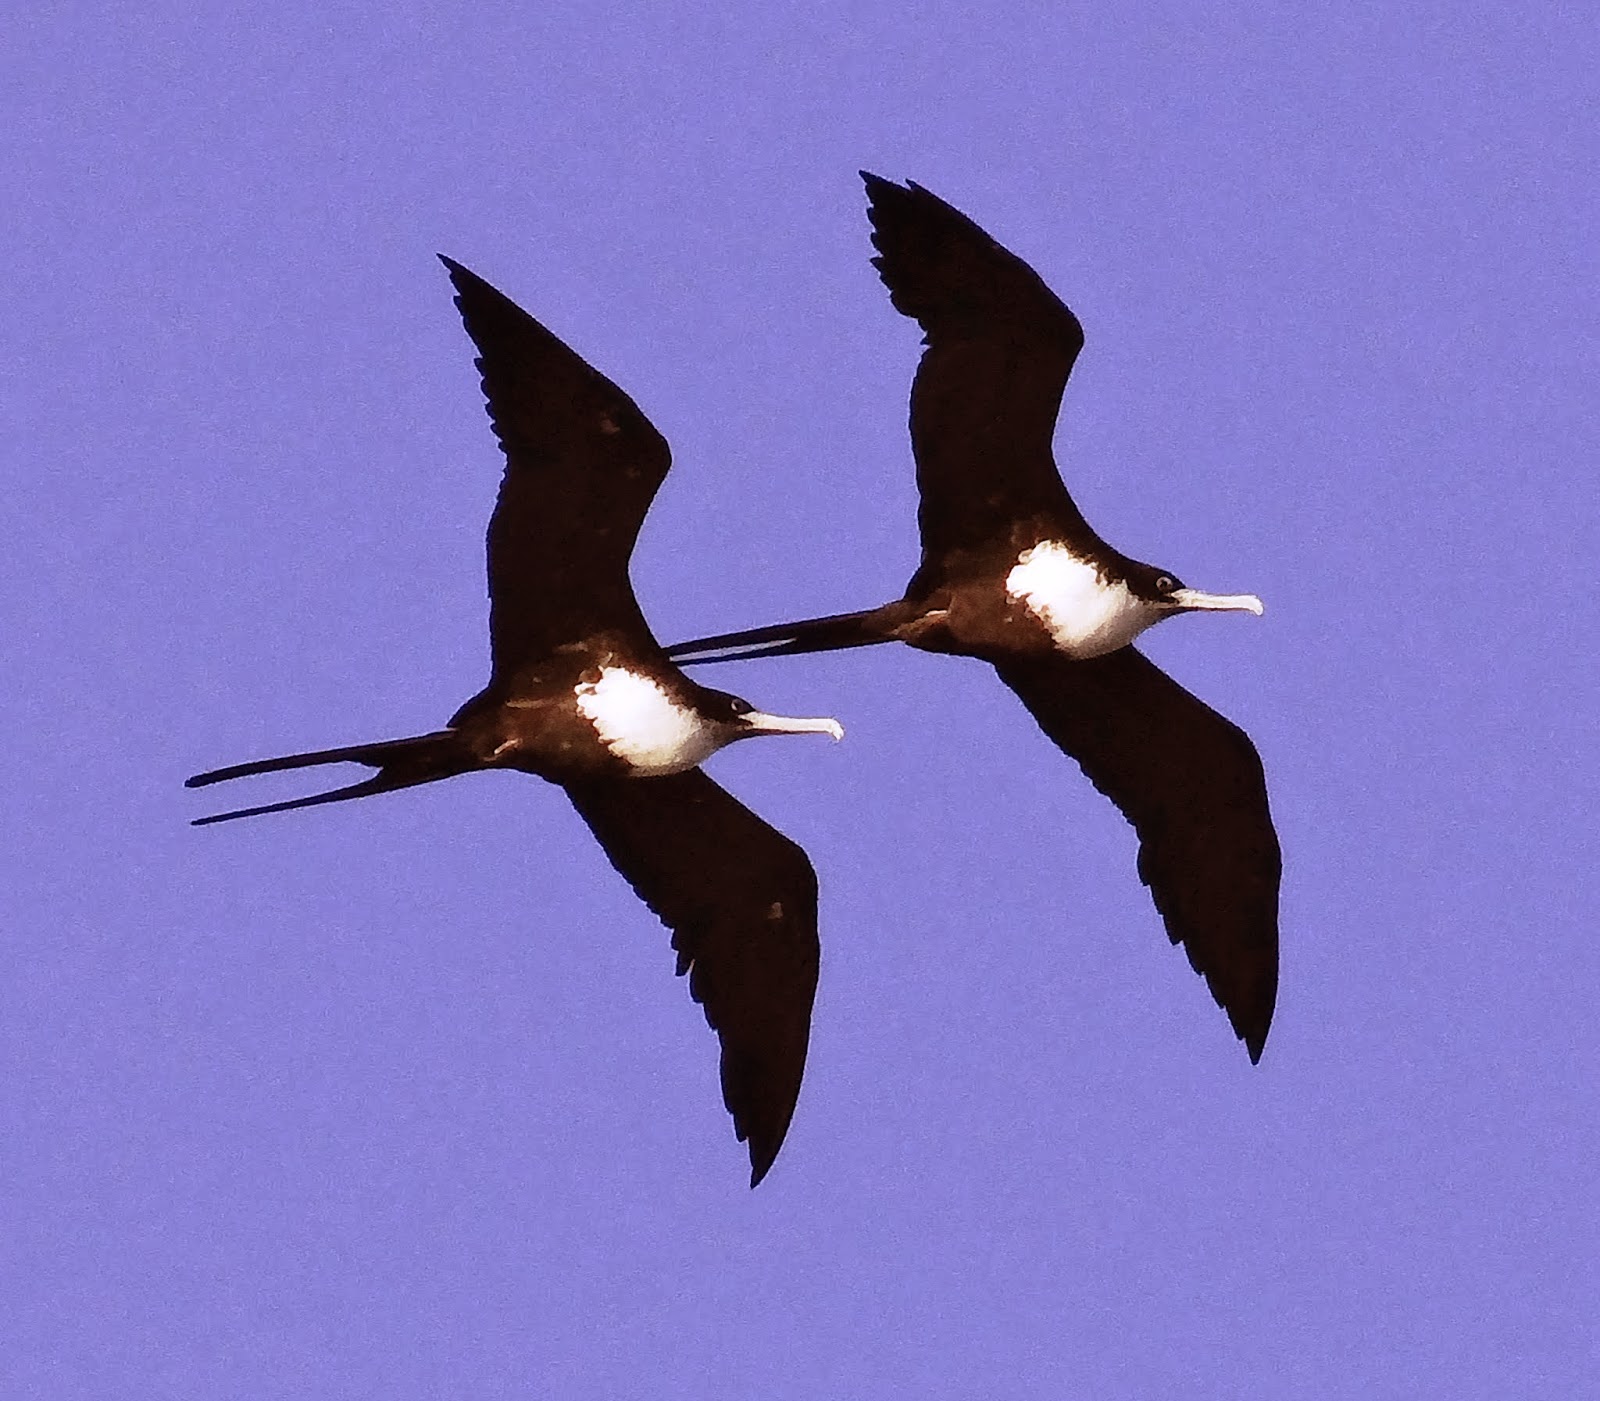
[994,647,1280,1060]
[565,768,821,1186]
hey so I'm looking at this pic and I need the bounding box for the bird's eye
[1155,575,1177,593]
[728,695,753,716]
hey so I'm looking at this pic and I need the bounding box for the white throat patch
[1005,541,1158,658]
[576,668,726,777]
[574,667,721,775]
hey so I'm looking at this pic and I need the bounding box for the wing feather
[862,174,1091,566]
[994,648,1280,1059]
[566,770,821,1185]
[442,257,671,679]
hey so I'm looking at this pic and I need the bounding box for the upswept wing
[565,769,821,1186]
[442,257,671,681]
[861,173,1091,564]
[994,648,1280,1061]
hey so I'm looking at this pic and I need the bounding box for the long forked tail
[186,730,469,826]
[665,607,897,666]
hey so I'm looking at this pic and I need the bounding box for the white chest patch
[573,667,720,775]
[1005,541,1157,658]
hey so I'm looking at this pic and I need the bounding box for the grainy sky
[7,4,1595,1396]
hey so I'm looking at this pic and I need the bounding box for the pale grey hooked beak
[1169,588,1265,616]
[739,711,845,741]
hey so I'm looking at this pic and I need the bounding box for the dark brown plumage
[567,770,819,1182]
[996,650,1279,1057]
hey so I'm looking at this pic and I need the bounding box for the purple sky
[7,4,1596,1396]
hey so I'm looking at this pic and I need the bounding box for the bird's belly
[912,571,1153,661]
[478,715,712,781]
[473,670,723,780]
[601,726,720,777]
[1029,594,1153,658]
[469,711,613,781]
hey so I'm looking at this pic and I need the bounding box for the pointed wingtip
[438,254,474,289]
[860,171,938,203]
[747,1145,777,1189]
[737,1106,789,1189]
[1242,1019,1270,1064]
[1216,975,1272,1064]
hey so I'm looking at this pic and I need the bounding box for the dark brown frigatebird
[667,174,1280,1061]
[188,257,843,1184]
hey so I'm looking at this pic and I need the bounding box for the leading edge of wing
[994,647,1280,1060]
[564,768,822,1186]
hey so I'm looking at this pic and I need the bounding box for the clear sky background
[7,4,1595,1396]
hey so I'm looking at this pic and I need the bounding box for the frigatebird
[668,174,1281,1061]
[188,257,843,1184]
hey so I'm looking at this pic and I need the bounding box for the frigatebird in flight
[668,174,1281,1061]
[188,257,843,1184]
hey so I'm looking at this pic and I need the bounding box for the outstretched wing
[994,647,1280,1060]
[862,173,1092,567]
[442,257,671,680]
[565,769,821,1186]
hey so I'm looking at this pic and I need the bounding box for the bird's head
[700,689,845,746]
[1125,561,1264,622]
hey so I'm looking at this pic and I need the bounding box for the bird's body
[802,535,1233,664]
[668,174,1281,1061]
[189,258,841,1185]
